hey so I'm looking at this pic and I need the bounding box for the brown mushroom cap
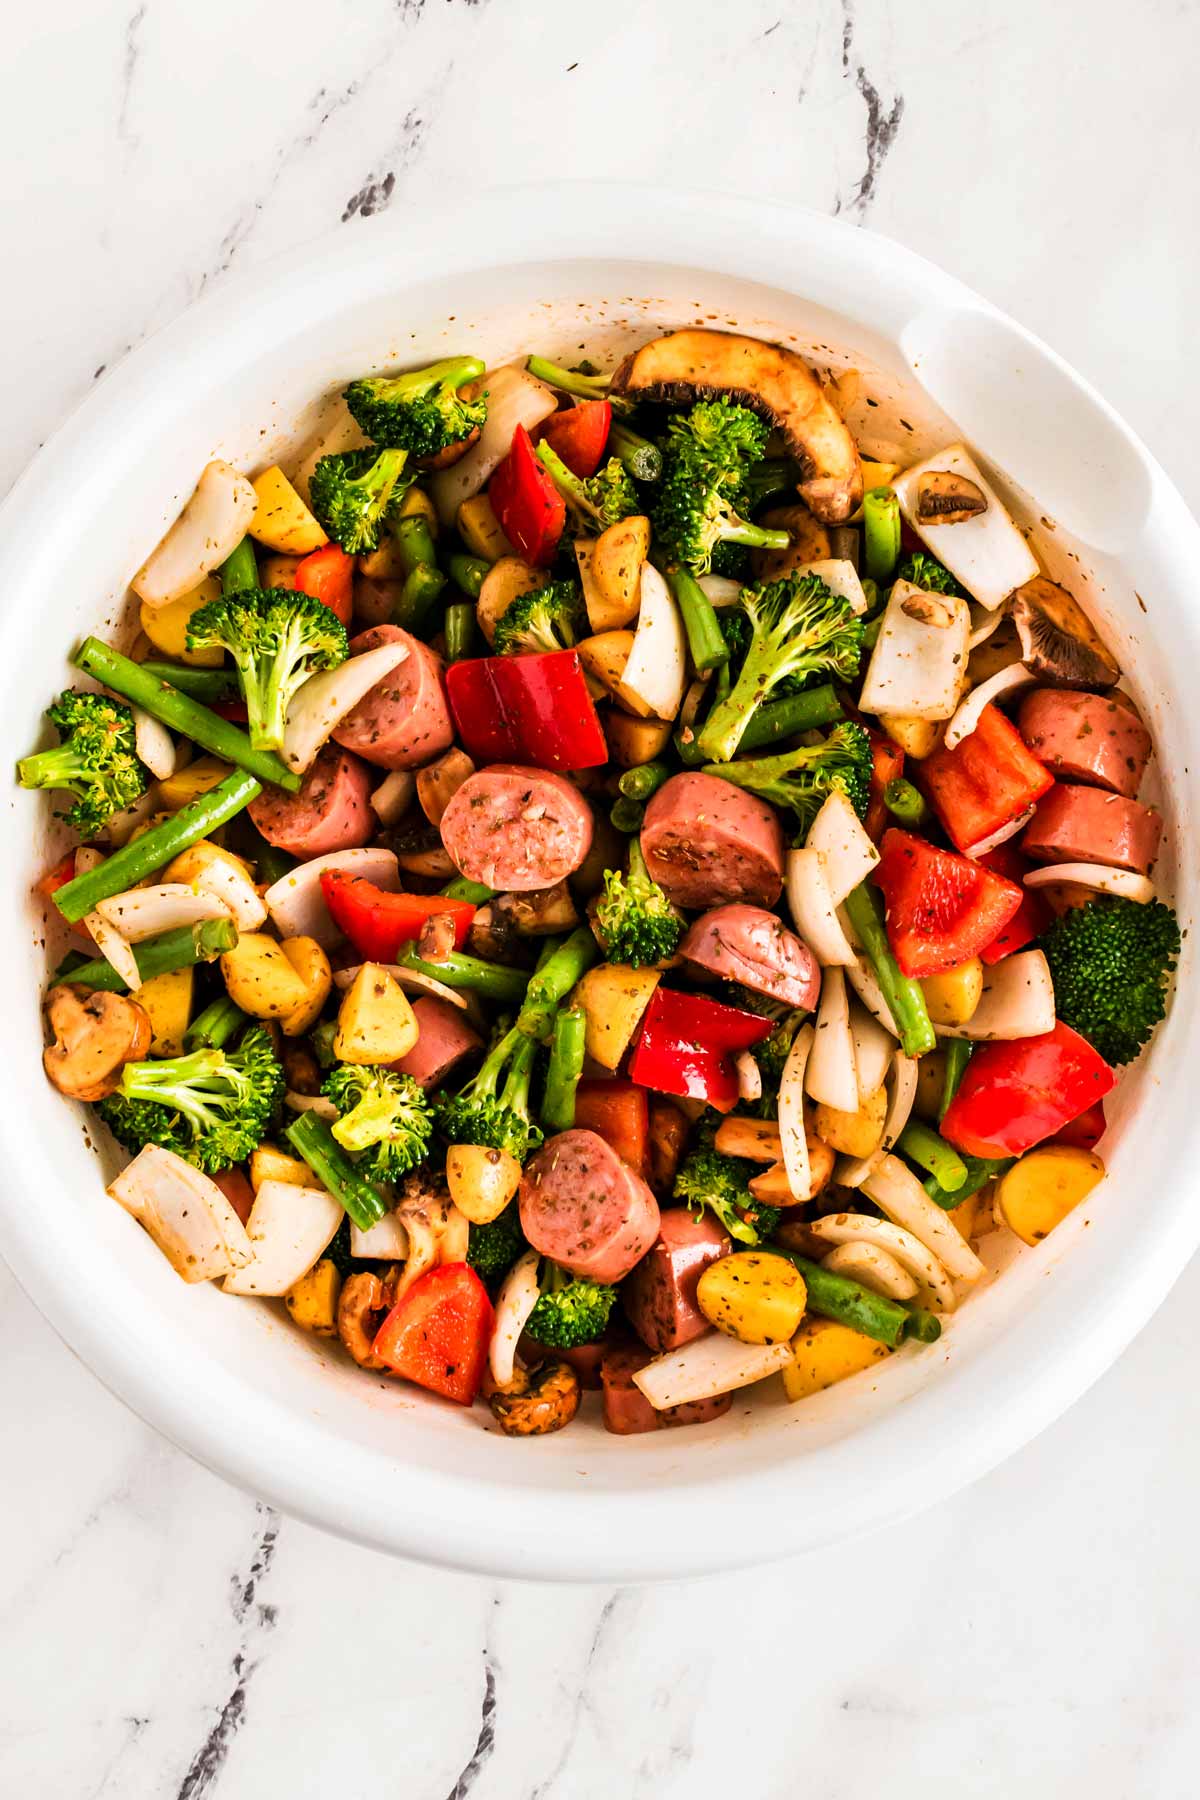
[42,984,152,1102]
[1010,575,1120,689]
[915,470,989,525]
[749,504,832,583]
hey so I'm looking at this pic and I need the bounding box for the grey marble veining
[3,2,1200,1795]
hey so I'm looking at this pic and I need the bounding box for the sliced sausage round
[390,996,481,1091]
[1018,689,1152,799]
[640,772,785,910]
[1022,783,1162,873]
[440,765,594,892]
[519,1128,660,1284]
[679,903,820,1010]
[600,1343,734,1434]
[621,1209,732,1354]
[332,625,454,771]
[249,746,373,858]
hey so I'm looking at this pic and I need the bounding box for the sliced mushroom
[42,984,152,1102]
[493,880,580,937]
[915,470,988,525]
[609,329,864,523]
[899,590,957,628]
[749,504,832,582]
[416,748,476,827]
[1010,575,1120,688]
[487,1359,581,1436]
[416,909,458,962]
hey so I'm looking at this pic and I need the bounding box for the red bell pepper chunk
[372,1263,494,1405]
[444,649,608,772]
[293,542,355,628]
[489,425,566,566]
[940,1021,1116,1160]
[320,871,475,962]
[628,989,773,1114]
[872,828,1024,980]
[574,1078,650,1175]
[863,729,905,842]
[977,843,1052,965]
[537,399,612,478]
[1049,1098,1107,1152]
[919,704,1053,854]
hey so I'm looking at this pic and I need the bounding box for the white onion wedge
[369,769,416,828]
[735,1051,762,1104]
[944,663,1036,750]
[968,602,1010,648]
[632,1333,792,1410]
[697,575,744,607]
[104,789,160,849]
[619,564,687,722]
[821,1242,918,1301]
[430,366,558,525]
[333,962,469,1009]
[132,461,257,609]
[281,639,410,774]
[223,1180,343,1297]
[862,1155,986,1285]
[805,968,858,1112]
[892,444,1039,611]
[786,848,856,967]
[188,856,267,932]
[795,557,869,615]
[391,1206,439,1306]
[778,1022,815,1202]
[284,1091,338,1120]
[350,1209,410,1260]
[808,1212,957,1311]
[849,1000,895,1101]
[964,807,1036,859]
[805,789,879,906]
[489,1249,542,1386]
[94,883,229,943]
[859,581,972,721]
[264,847,399,945]
[938,948,1056,1041]
[83,909,141,990]
[132,707,176,779]
[109,1145,253,1282]
[1024,862,1155,903]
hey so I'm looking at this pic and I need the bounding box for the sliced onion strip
[264,847,399,945]
[84,909,141,990]
[632,1334,793,1410]
[821,1242,918,1301]
[944,663,1036,750]
[786,848,856,967]
[804,790,879,907]
[333,962,470,1009]
[489,1248,542,1386]
[284,1092,338,1120]
[849,1000,894,1101]
[1023,862,1155,903]
[862,1154,985,1284]
[94,883,229,943]
[281,640,410,774]
[808,1212,957,1311]
[805,968,858,1112]
[964,808,1036,859]
[132,707,177,779]
[735,1050,762,1104]
[777,1023,815,1202]
[938,948,1056,1041]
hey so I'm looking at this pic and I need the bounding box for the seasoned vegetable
[97,1023,283,1173]
[995,1145,1106,1244]
[186,587,348,753]
[696,1250,807,1345]
[323,1063,435,1183]
[344,357,487,457]
[18,692,149,840]
[1040,896,1180,1066]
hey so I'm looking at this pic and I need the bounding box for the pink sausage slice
[391,996,481,1091]
[640,772,785,909]
[1022,783,1162,874]
[440,764,594,892]
[600,1343,733,1435]
[519,1128,660,1284]
[1018,690,1152,799]
[332,625,454,770]
[622,1209,731,1354]
[679,903,820,1010]
[248,745,372,858]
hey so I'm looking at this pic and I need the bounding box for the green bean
[924,1154,1012,1211]
[517,928,600,1040]
[219,536,259,595]
[672,683,849,768]
[776,1253,942,1348]
[56,918,238,991]
[396,945,529,1004]
[185,994,249,1051]
[441,876,494,904]
[609,796,645,834]
[444,600,476,663]
[665,565,729,674]
[883,777,930,829]
[391,562,447,635]
[139,663,238,703]
[446,553,489,601]
[862,487,900,583]
[285,1113,388,1231]
[617,760,672,803]
[541,1007,587,1133]
[897,1121,968,1192]
[841,882,936,1058]
[939,1039,973,1123]
[392,513,438,576]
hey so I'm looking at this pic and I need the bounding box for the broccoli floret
[673,1144,779,1246]
[437,1025,543,1160]
[652,400,788,575]
[343,357,487,458]
[308,447,414,553]
[701,721,872,837]
[97,1023,283,1173]
[535,442,639,536]
[322,1063,435,1184]
[186,588,348,753]
[18,691,150,840]
[526,1261,617,1348]
[1040,896,1180,1066]
[696,574,864,763]
[896,552,963,597]
[466,1202,528,1286]
[593,838,682,967]
[326,1216,354,1276]
[493,579,587,656]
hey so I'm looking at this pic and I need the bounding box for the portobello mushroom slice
[749,504,832,583]
[609,329,864,525]
[1010,575,1120,689]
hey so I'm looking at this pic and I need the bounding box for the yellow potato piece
[135,966,194,1058]
[457,493,514,563]
[996,1146,1105,1245]
[445,1145,522,1224]
[156,756,232,812]
[697,1252,807,1346]
[286,1258,342,1334]
[782,1317,892,1401]
[813,1083,888,1159]
[139,576,225,666]
[913,1049,946,1121]
[604,711,674,768]
[278,936,333,1037]
[258,553,301,590]
[876,714,945,760]
[249,465,328,554]
[576,630,635,695]
[220,933,310,1020]
[334,963,418,1064]
[947,1187,985,1243]
[250,1144,315,1192]
[476,556,546,646]
[586,514,650,630]
[921,959,984,1027]
[571,963,660,1071]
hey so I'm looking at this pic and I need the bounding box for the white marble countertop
[4,2,1200,1795]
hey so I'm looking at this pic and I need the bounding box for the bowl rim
[2,181,1198,1582]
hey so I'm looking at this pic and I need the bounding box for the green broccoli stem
[862,488,900,583]
[678,683,844,765]
[74,639,301,793]
[58,918,238,992]
[444,601,476,663]
[924,1153,1012,1211]
[841,882,937,1058]
[391,513,439,575]
[719,517,790,553]
[535,441,593,517]
[664,565,729,674]
[441,875,494,904]
[939,1039,973,1123]
[219,537,259,595]
[542,1007,586,1133]
[396,944,529,1004]
[776,1253,942,1348]
[17,745,91,790]
[517,928,600,1041]
[610,796,644,834]
[896,1121,968,1193]
[139,662,239,703]
[284,1112,388,1232]
[883,777,929,829]
[391,562,447,635]
[53,771,262,924]
[446,553,489,600]
[617,760,672,803]
[608,421,662,483]
[526,356,619,403]
[185,994,248,1052]
[500,1030,538,1116]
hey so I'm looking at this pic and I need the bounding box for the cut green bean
[396,945,529,1004]
[74,639,300,793]
[777,1253,942,1348]
[185,994,249,1051]
[441,875,494,904]
[617,760,672,803]
[897,1120,968,1192]
[444,601,476,663]
[862,487,900,583]
[139,662,238,703]
[863,615,884,652]
[608,420,662,483]
[518,928,600,1040]
[446,553,489,600]
[541,1007,587,1133]
[285,1112,388,1231]
[924,1154,1012,1211]
[53,772,261,922]
[841,882,936,1058]
[392,513,438,576]
[609,796,645,834]
[219,536,259,595]
[391,562,447,635]
[665,565,730,673]
[721,684,844,759]
[939,1039,973,1123]
[56,918,238,992]
[883,777,930,829]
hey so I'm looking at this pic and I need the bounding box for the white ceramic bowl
[1,186,1196,1582]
